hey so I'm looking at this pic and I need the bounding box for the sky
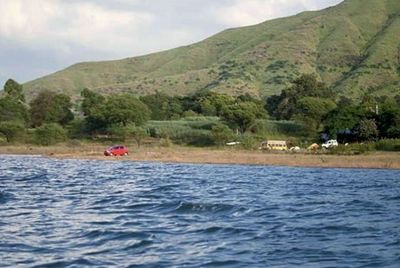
[0,0,343,87]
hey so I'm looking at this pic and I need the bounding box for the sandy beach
[0,144,399,169]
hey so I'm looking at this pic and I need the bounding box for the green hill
[24,0,400,100]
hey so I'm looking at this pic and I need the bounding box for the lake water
[0,156,399,267]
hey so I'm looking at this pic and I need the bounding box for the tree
[199,92,235,116]
[294,97,336,131]
[323,105,364,138]
[265,74,335,120]
[211,123,235,146]
[377,99,400,138]
[0,97,29,124]
[81,88,107,133]
[140,93,183,120]
[355,119,379,141]
[3,79,25,102]
[221,102,264,133]
[103,94,150,126]
[30,91,74,127]
[0,121,26,143]
[81,88,105,116]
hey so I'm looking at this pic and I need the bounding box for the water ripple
[0,155,399,267]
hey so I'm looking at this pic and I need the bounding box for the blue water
[0,156,399,267]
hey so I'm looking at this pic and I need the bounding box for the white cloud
[216,0,343,27]
[0,0,153,54]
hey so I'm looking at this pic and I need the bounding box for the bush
[211,123,235,146]
[34,123,67,146]
[238,134,259,150]
[0,121,26,143]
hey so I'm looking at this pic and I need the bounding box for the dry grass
[1,143,399,169]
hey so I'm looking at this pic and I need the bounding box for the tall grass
[374,139,400,152]
[145,117,219,146]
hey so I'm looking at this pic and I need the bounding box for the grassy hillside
[24,0,400,100]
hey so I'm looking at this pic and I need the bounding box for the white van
[322,140,338,149]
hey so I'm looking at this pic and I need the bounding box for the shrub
[34,123,67,146]
[238,134,259,150]
[211,123,235,146]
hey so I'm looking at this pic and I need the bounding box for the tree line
[265,74,400,142]
[1,75,399,146]
[0,79,266,145]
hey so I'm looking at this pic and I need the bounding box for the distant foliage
[323,97,400,142]
[33,123,67,146]
[140,92,182,120]
[266,74,335,120]
[355,119,379,141]
[30,90,74,127]
[294,97,336,132]
[3,79,25,103]
[0,121,26,143]
[211,123,235,146]
[80,88,107,133]
[103,94,150,127]
[0,97,30,124]
[198,92,235,116]
[221,102,265,133]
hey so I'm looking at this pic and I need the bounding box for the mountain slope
[24,0,400,100]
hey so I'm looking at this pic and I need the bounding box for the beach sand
[1,144,399,169]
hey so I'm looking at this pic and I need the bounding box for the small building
[261,140,288,151]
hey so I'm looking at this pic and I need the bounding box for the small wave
[123,240,153,251]
[15,172,48,182]
[203,260,241,267]
[199,226,253,236]
[32,258,100,268]
[82,229,151,242]
[384,195,400,201]
[174,201,236,214]
[0,191,14,204]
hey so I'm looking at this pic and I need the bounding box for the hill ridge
[24,0,400,100]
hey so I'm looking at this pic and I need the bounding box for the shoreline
[1,145,399,170]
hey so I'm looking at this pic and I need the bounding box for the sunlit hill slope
[24,0,400,100]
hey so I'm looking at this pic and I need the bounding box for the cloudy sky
[0,0,343,87]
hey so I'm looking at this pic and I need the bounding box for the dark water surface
[0,156,399,267]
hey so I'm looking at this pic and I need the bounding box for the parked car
[322,140,338,149]
[104,145,129,156]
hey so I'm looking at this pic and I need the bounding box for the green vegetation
[24,0,400,101]
[211,123,235,147]
[29,91,74,127]
[34,123,68,146]
[4,79,25,102]
[0,121,26,143]
[2,64,400,152]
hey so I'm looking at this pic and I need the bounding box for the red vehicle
[104,145,129,156]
